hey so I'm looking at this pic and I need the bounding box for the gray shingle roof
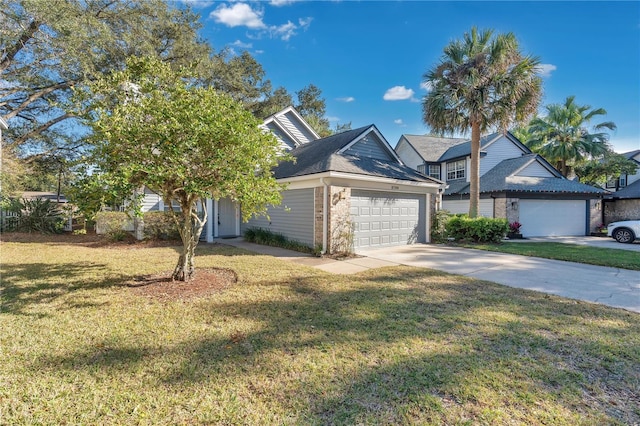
[438,133,503,162]
[622,149,640,161]
[400,134,466,162]
[606,178,640,199]
[444,154,604,195]
[274,125,439,183]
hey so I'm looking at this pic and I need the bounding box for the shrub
[3,198,65,234]
[446,216,508,243]
[95,211,131,241]
[244,227,314,254]
[509,221,522,233]
[143,211,180,240]
[431,209,453,243]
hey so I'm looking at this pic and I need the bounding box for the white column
[213,199,219,238]
[206,198,214,243]
[235,203,241,236]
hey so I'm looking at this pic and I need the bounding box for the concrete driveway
[512,236,640,252]
[358,244,640,314]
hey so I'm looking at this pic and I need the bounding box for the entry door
[217,197,238,237]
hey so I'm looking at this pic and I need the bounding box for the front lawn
[2,234,639,424]
[455,241,640,270]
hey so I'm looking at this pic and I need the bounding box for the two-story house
[395,132,605,238]
[603,149,640,224]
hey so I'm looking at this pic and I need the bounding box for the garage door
[350,190,424,250]
[519,200,587,237]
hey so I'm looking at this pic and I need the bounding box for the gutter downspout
[320,177,328,255]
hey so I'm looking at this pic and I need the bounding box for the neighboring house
[603,178,640,224]
[140,107,443,253]
[605,149,640,192]
[395,132,605,237]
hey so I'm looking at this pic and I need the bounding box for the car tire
[613,228,635,244]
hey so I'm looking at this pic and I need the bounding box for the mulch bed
[128,268,238,301]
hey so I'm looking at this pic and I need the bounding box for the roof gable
[398,134,466,162]
[261,106,320,149]
[273,125,439,184]
[340,126,401,163]
[438,132,531,163]
[622,149,640,163]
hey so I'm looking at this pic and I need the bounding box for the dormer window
[446,159,465,180]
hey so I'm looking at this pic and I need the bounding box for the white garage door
[442,199,494,217]
[350,190,424,250]
[519,200,587,237]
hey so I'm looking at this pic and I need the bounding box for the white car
[607,220,640,244]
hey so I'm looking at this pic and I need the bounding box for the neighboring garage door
[350,190,424,250]
[519,199,586,237]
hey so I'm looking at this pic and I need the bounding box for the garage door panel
[351,190,424,250]
[519,200,586,237]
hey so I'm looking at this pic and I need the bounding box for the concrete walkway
[217,238,640,313]
[511,236,640,252]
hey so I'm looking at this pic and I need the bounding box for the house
[242,125,442,253]
[395,132,605,237]
[603,178,640,224]
[140,108,443,253]
[605,149,640,192]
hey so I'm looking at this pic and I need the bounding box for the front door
[217,197,238,237]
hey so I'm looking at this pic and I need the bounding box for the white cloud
[536,63,557,78]
[394,119,404,125]
[271,21,297,41]
[270,0,298,6]
[383,86,415,101]
[337,96,355,103]
[298,17,313,30]
[230,40,253,49]
[179,0,213,7]
[210,3,266,29]
[420,81,434,92]
[327,116,340,123]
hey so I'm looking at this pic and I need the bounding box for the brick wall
[327,186,353,254]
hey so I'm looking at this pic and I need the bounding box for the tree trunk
[171,200,207,282]
[469,121,481,218]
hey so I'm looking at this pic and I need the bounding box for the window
[428,164,441,180]
[417,164,426,174]
[446,160,465,180]
[620,175,627,187]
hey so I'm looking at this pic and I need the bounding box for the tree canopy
[522,96,617,177]
[422,27,542,217]
[88,57,287,281]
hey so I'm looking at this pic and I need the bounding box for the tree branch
[5,81,74,120]
[1,19,42,72]
[10,113,73,147]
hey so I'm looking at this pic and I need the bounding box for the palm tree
[423,27,542,217]
[524,96,616,177]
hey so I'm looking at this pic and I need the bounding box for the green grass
[455,241,640,271]
[2,233,639,425]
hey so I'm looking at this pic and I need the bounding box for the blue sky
[188,1,640,153]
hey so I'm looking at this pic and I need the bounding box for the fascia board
[277,171,441,193]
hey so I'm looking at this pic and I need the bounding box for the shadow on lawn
[1,261,128,316]
[31,264,640,423]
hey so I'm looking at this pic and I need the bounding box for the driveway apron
[358,244,640,313]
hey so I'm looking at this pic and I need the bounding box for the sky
[185,0,640,153]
